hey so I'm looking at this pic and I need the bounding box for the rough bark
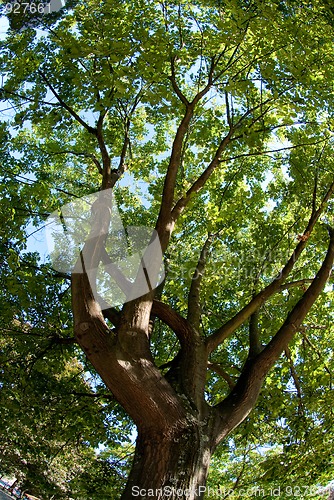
[121,423,214,500]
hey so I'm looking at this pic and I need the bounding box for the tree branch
[225,90,233,128]
[0,87,59,107]
[257,226,334,374]
[312,175,318,216]
[220,138,330,163]
[96,111,114,189]
[213,23,250,80]
[100,247,132,296]
[187,234,215,330]
[213,227,334,440]
[171,130,234,220]
[70,391,113,400]
[206,180,334,353]
[169,56,190,106]
[248,311,262,359]
[154,105,195,254]
[300,328,332,383]
[170,89,299,223]
[44,149,103,175]
[285,347,303,414]
[279,279,313,291]
[156,58,222,252]
[118,125,130,176]
[38,71,97,135]
[208,362,235,390]
[51,336,77,345]
[151,300,196,348]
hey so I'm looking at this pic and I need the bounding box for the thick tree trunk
[122,423,214,500]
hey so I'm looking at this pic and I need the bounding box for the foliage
[0,254,133,497]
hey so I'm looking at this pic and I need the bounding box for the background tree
[0,267,133,498]
[1,0,334,498]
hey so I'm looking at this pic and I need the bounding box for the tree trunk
[122,423,214,500]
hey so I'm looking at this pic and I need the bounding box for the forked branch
[171,130,234,219]
[214,227,334,439]
[206,180,334,354]
[256,227,334,374]
[169,56,190,106]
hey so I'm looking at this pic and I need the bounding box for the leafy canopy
[1,0,334,497]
